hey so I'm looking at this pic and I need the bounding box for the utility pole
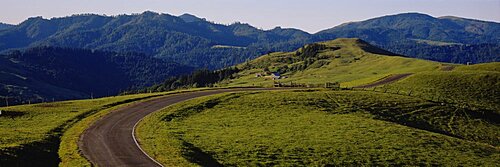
[91,92,94,99]
[4,97,8,107]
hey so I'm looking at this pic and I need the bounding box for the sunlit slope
[383,62,500,110]
[137,90,500,166]
[227,38,444,87]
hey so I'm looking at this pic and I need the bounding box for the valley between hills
[0,11,499,166]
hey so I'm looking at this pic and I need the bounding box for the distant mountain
[0,47,192,105]
[0,11,313,69]
[0,22,13,30]
[316,13,500,63]
[0,12,498,105]
[0,12,497,67]
[317,13,500,44]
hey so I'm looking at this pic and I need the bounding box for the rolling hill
[225,38,444,87]
[132,39,499,166]
[137,90,499,166]
[0,47,192,106]
[218,38,499,111]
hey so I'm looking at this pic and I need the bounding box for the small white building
[271,72,281,80]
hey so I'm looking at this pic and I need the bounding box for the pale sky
[0,0,499,33]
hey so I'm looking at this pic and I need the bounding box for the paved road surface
[80,88,275,167]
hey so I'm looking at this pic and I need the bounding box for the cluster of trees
[133,67,240,93]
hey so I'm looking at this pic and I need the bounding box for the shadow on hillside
[181,140,223,167]
[0,135,61,167]
[0,110,25,119]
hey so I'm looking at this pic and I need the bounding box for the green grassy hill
[226,38,444,87]
[137,90,499,166]
[381,62,500,110]
[225,38,499,110]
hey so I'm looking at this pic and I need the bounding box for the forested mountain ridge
[315,13,500,63]
[0,12,498,105]
[0,47,192,106]
[1,12,497,68]
[316,13,500,44]
[0,23,13,30]
[0,11,314,69]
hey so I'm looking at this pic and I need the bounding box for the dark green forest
[131,67,240,94]
[0,47,192,106]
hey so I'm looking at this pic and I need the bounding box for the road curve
[79,88,275,167]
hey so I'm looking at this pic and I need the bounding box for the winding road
[79,88,275,167]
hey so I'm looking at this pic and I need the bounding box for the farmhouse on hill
[271,72,281,80]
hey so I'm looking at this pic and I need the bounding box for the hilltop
[221,38,499,111]
[226,38,444,87]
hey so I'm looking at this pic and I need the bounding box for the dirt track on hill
[354,73,413,88]
[79,88,278,167]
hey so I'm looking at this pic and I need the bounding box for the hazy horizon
[1,0,499,33]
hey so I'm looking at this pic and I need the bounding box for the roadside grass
[58,87,231,166]
[58,94,168,167]
[0,93,167,166]
[137,90,499,166]
[0,86,253,166]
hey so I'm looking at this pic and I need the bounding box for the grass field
[137,90,499,166]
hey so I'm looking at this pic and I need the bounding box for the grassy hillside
[137,90,499,166]
[380,62,500,111]
[223,39,498,111]
[226,38,444,87]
